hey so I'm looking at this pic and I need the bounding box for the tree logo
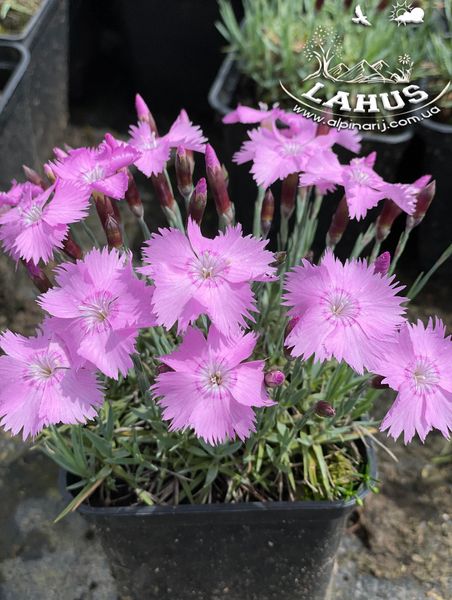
[303,27,413,84]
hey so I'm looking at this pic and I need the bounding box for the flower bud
[135,93,158,135]
[43,163,56,183]
[261,188,275,238]
[373,252,390,276]
[205,144,234,228]
[327,196,349,247]
[176,146,195,201]
[23,260,52,293]
[62,232,83,260]
[376,200,402,242]
[105,215,123,249]
[53,147,68,160]
[280,173,298,220]
[125,169,144,219]
[151,171,176,211]
[314,401,336,418]
[264,369,285,388]
[22,165,46,190]
[407,180,436,230]
[189,178,207,225]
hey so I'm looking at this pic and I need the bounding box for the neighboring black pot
[61,442,376,600]
[416,119,452,273]
[0,0,68,182]
[0,43,32,188]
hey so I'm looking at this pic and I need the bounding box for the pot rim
[0,0,56,43]
[60,439,377,517]
[0,42,30,113]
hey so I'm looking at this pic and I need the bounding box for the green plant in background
[0,0,41,34]
[217,0,442,116]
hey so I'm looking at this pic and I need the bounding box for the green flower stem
[253,187,266,238]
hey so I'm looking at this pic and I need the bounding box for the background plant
[217,0,442,117]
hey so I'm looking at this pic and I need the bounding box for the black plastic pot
[416,119,452,273]
[61,443,376,600]
[0,0,56,45]
[0,43,33,188]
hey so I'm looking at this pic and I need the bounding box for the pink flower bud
[135,93,158,134]
[373,252,391,276]
[327,196,349,247]
[188,178,207,225]
[63,232,83,260]
[280,173,298,220]
[22,165,46,190]
[23,260,52,293]
[125,169,144,219]
[151,171,176,211]
[407,180,436,230]
[376,200,402,242]
[44,163,56,183]
[314,401,336,418]
[264,369,285,388]
[53,147,68,160]
[176,146,195,200]
[261,188,275,238]
[205,144,234,227]
[105,215,123,249]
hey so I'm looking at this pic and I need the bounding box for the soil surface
[0,125,450,598]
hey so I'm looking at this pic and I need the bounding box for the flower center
[27,351,65,387]
[79,291,117,332]
[409,356,439,395]
[210,371,223,386]
[21,203,43,225]
[351,168,369,184]
[83,165,105,184]
[143,132,159,151]
[198,362,232,397]
[190,251,227,284]
[282,141,302,156]
[323,288,360,324]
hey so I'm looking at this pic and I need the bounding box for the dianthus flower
[0,323,103,439]
[153,326,272,444]
[38,248,156,378]
[378,320,452,443]
[140,219,276,336]
[284,250,406,373]
[0,181,89,263]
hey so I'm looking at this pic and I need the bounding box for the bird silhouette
[352,5,372,27]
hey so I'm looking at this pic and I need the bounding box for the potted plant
[416,23,452,271]
[0,96,450,600]
[0,0,68,171]
[211,0,440,180]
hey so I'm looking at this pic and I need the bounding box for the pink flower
[233,117,357,188]
[51,139,139,201]
[0,323,103,439]
[38,248,156,379]
[284,250,406,374]
[129,109,207,177]
[378,320,452,443]
[152,326,272,444]
[300,152,431,220]
[0,181,89,263]
[223,103,284,125]
[140,219,276,336]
